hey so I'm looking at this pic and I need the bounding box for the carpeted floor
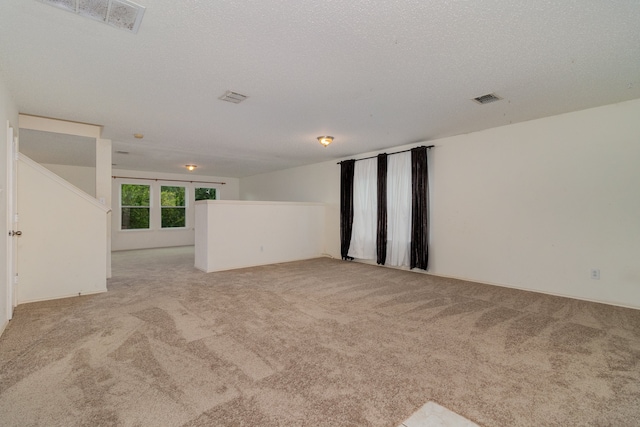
[1,246,639,426]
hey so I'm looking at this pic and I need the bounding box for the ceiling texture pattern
[1,0,639,177]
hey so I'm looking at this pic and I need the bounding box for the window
[121,184,150,229]
[161,186,186,228]
[195,187,217,201]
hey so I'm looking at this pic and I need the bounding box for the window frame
[194,186,217,201]
[160,184,188,229]
[120,182,152,231]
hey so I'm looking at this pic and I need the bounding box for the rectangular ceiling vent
[38,0,146,33]
[472,93,502,105]
[219,91,248,104]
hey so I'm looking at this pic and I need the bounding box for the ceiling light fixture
[317,136,334,147]
[133,133,144,139]
[185,165,197,171]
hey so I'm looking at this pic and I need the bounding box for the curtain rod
[112,176,226,185]
[336,145,434,165]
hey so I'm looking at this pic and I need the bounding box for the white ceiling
[1,0,639,178]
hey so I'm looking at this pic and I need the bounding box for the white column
[96,138,112,278]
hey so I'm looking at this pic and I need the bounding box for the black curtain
[340,160,356,260]
[410,146,429,270]
[376,154,388,265]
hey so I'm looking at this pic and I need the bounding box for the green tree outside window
[121,184,150,229]
[195,187,217,201]
[161,186,186,228]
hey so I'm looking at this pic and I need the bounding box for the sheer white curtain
[348,158,377,260]
[386,152,411,266]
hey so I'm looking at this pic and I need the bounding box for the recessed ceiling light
[185,165,197,171]
[133,133,144,139]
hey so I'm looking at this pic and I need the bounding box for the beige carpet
[1,246,639,426]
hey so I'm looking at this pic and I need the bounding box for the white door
[6,123,19,317]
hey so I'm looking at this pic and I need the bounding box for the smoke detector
[38,0,146,33]
[472,93,502,105]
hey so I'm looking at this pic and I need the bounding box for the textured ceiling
[1,0,639,177]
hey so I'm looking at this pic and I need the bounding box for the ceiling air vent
[38,0,146,33]
[472,93,502,105]
[219,91,248,104]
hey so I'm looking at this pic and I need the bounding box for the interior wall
[241,161,341,258]
[240,98,640,308]
[17,155,108,303]
[195,200,326,272]
[40,163,96,196]
[111,169,240,251]
[0,71,18,334]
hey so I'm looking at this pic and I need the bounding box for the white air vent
[473,93,502,105]
[219,91,248,104]
[38,0,146,33]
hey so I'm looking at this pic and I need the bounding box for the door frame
[6,122,18,318]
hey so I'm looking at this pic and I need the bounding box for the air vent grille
[473,93,502,105]
[38,0,146,33]
[219,91,248,104]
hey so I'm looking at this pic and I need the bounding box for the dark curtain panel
[410,147,429,270]
[376,154,388,265]
[340,160,356,260]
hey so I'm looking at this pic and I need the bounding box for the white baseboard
[18,288,107,305]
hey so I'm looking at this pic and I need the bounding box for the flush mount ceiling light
[133,133,144,139]
[317,136,334,147]
[38,0,146,33]
[185,165,197,171]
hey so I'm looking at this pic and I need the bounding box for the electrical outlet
[590,269,600,280]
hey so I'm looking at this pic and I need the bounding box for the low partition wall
[195,200,326,273]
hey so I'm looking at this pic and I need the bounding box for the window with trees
[161,186,186,228]
[195,187,217,201]
[121,184,150,229]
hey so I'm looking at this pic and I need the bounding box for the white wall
[240,98,640,308]
[40,163,96,196]
[241,161,341,258]
[195,200,325,272]
[17,155,109,303]
[112,169,240,251]
[0,71,19,334]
